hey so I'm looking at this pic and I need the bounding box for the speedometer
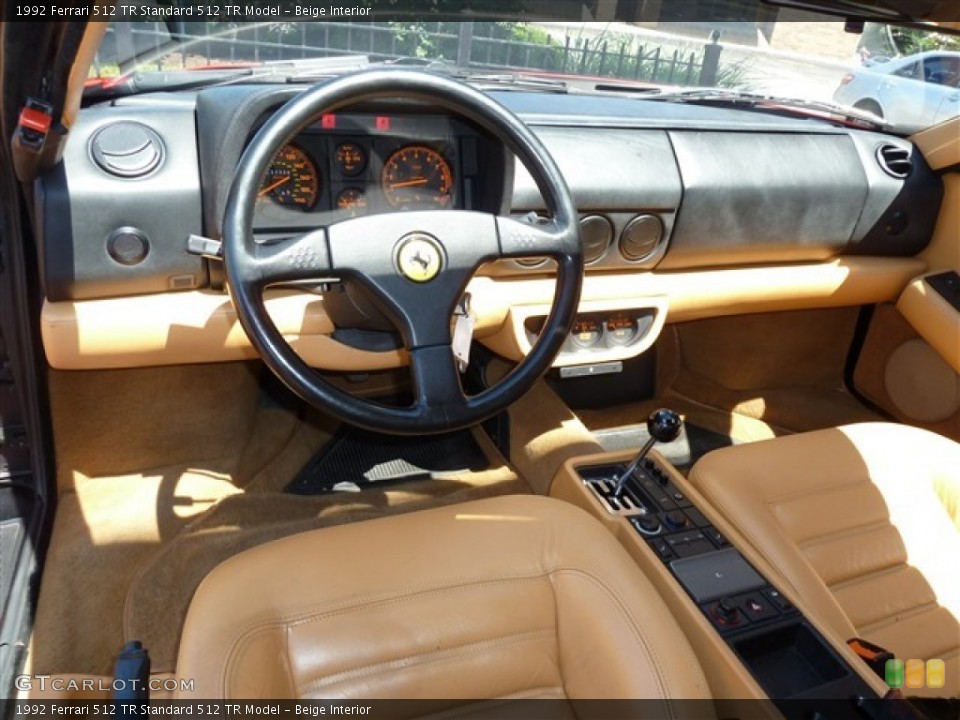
[381,145,454,208]
[258,144,319,210]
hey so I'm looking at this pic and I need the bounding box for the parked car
[834,51,960,133]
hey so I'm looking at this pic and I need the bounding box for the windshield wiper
[643,87,891,129]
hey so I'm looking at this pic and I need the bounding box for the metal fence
[96,21,724,87]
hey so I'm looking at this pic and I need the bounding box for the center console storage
[556,452,885,716]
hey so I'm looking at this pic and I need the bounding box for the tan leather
[921,173,960,274]
[689,423,960,697]
[550,449,891,701]
[176,495,711,700]
[896,275,960,375]
[913,116,960,171]
[884,340,960,422]
[44,257,922,370]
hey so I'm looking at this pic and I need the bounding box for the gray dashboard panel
[38,106,205,301]
[662,131,869,269]
[511,127,682,212]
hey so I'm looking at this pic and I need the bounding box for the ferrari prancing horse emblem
[396,234,443,283]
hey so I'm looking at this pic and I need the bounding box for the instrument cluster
[253,112,479,231]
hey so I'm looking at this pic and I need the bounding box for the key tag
[452,293,475,373]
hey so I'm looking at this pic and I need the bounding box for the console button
[671,490,693,508]
[663,510,689,531]
[650,538,675,560]
[673,539,716,557]
[705,526,730,547]
[631,514,662,536]
[739,593,780,622]
[764,588,794,613]
[640,478,677,510]
[704,599,746,630]
[685,508,710,527]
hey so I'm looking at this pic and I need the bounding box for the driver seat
[174,495,711,700]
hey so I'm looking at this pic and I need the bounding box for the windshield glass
[88,3,960,135]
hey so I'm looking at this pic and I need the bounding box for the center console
[549,412,896,718]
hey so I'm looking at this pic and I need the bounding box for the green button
[885,658,905,688]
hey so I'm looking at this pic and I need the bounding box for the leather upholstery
[176,495,711,700]
[689,423,960,697]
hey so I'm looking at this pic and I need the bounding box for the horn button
[395,233,444,283]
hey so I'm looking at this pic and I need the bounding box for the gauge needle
[258,176,290,196]
[389,177,428,190]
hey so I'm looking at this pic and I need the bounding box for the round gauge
[336,187,367,215]
[381,145,454,208]
[334,142,366,176]
[571,317,603,348]
[258,144,319,209]
[607,313,639,345]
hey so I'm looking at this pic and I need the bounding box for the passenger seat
[689,423,960,697]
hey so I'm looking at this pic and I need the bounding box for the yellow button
[905,658,925,689]
[926,659,945,689]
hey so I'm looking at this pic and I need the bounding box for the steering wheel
[223,69,583,434]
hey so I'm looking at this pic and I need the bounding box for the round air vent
[619,214,664,261]
[876,144,912,179]
[90,122,164,178]
[579,214,613,264]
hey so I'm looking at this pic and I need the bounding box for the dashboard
[35,81,944,372]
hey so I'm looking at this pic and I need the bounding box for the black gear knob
[612,408,683,499]
[647,408,682,444]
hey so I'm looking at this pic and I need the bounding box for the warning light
[375,115,391,131]
[321,114,336,129]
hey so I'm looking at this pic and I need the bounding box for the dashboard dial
[571,318,603,348]
[334,142,366,176]
[381,145,454,208]
[336,188,367,215]
[258,144,319,209]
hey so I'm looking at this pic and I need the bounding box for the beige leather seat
[689,423,960,697]
[175,495,711,700]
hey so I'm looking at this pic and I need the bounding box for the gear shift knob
[647,408,682,443]
[612,408,684,498]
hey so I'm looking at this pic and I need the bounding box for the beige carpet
[33,363,529,676]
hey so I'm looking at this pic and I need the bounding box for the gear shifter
[612,409,682,498]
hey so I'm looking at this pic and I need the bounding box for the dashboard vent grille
[876,144,912,179]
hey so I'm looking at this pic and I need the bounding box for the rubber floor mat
[286,426,490,494]
[592,421,736,473]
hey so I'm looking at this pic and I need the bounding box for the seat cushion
[176,495,711,700]
[689,423,960,697]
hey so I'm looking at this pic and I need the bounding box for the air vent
[580,214,613,264]
[90,122,165,178]
[876,144,912,179]
[620,214,664,261]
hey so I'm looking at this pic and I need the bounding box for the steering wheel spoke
[496,215,578,260]
[239,229,333,287]
[410,344,467,417]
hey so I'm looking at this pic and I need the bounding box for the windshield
[88,5,960,135]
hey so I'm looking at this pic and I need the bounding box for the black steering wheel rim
[223,68,583,434]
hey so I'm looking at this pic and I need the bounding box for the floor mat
[286,426,491,494]
[592,421,737,472]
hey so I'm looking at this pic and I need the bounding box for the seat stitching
[823,560,915,591]
[762,477,872,507]
[219,568,690,702]
[796,519,895,551]
[296,628,554,695]
[855,601,945,634]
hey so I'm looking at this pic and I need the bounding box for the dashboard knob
[633,514,662,535]
[663,510,688,531]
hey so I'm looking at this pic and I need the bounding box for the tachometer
[381,145,454,208]
[258,144,319,209]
